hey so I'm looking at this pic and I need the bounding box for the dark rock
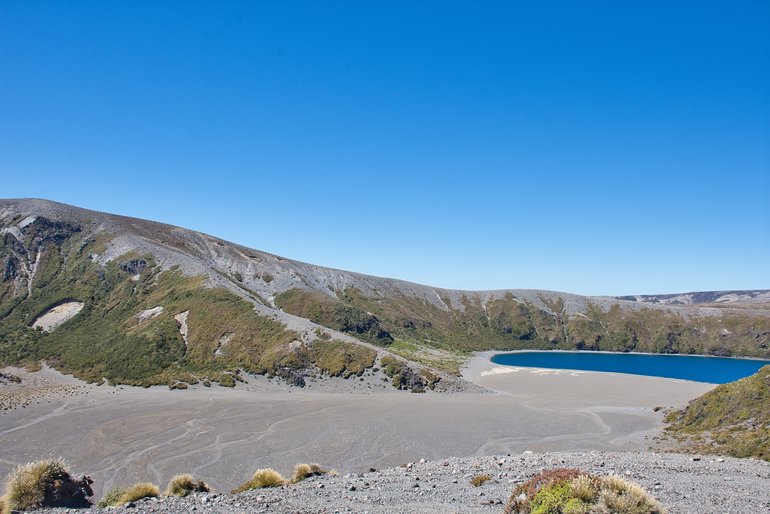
[119,259,149,275]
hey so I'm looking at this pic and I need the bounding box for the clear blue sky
[2,1,768,295]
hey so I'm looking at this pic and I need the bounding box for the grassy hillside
[664,365,770,461]
[0,217,377,387]
[2,200,769,390]
[276,287,770,373]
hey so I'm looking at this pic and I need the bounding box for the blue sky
[1,1,768,295]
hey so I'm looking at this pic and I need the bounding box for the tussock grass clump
[231,468,286,493]
[599,475,666,514]
[110,483,160,505]
[291,463,328,483]
[470,473,492,487]
[569,473,599,503]
[164,474,210,497]
[97,488,126,508]
[504,468,666,514]
[1,457,93,513]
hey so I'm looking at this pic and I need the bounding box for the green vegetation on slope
[3,212,769,393]
[0,218,377,387]
[276,288,770,375]
[274,289,394,345]
[664,365,770,461]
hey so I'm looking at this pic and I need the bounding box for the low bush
[122,482,160,503]
[231,468,285,493]
[164,474,210,497]
[97,488,126,508]
[600,475,666,514]
[99,482,159,506]
[291,463,327,483]
[1,457,93,513]
[470,473,492,487]
[504,468,666,514]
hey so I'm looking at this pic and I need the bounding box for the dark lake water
[490,351,770,384]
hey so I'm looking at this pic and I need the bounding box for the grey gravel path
[36,452,770,514]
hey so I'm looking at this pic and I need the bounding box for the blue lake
[490,351,770,384]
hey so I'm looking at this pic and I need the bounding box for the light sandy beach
[0,356,715,497]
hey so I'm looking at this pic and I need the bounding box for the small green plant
[219,374,236,387]
[97,488,126,508]
[231,468,286,493]
[291,463,327,483]
[504,469,665,514]
[163,474,210,497]
[530,480,573,513]
[470,473,492,487]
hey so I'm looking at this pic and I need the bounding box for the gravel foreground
[36,452,769,514]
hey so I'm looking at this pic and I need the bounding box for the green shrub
[563,497,591,514]
[219,374,236,387]
[504,469,666,514]
[309,340,376,378]
[530,481,572,513]
[231,468,285,493]
[164,474,210,497]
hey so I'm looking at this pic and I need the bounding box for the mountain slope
[1,198,769,388]
[664,365,770,460]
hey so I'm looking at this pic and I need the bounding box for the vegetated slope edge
[1,198,768,390]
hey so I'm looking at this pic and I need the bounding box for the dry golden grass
[116,482,160,504]
[470,473,492,487]
[97,488,126,508]
[504,469,666,514]
[570,474,599,502]
[231,468,286,493]
[2,457,68,513]
[163,474,210,497]
[290,463,328,484]
[598,475,666,514]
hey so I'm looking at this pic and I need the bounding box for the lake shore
[1,357,715,498]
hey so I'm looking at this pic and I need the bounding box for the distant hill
[665,365,770,461]
[616,290,770,306]
[2,198,769,389]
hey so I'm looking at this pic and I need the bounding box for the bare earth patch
[135,306,164,323]
[32,301,85,332]
[174,310,190,348]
